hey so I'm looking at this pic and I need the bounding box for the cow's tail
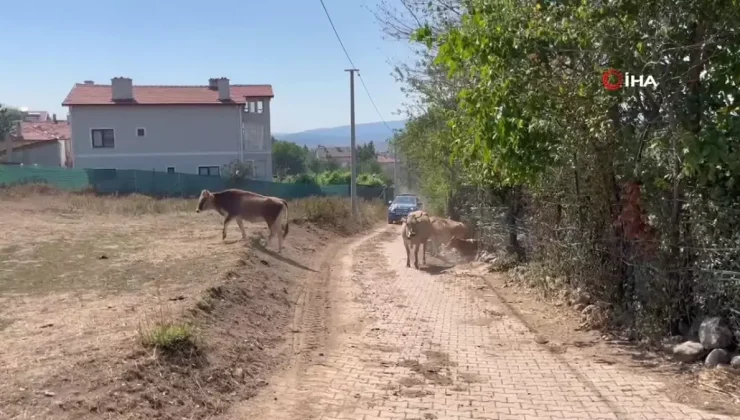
[281,199,290,238]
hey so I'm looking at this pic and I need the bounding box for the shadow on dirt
[419,264,454,275]
[250,236,318,272]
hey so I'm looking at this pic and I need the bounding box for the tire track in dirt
[222,227,386,420]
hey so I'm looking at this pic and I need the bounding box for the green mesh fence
[0,165,390,201]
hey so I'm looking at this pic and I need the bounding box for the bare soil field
[0,187,384,420]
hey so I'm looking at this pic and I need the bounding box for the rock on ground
[673,341,709,363]
[730,355,740,368]
[705,348,731,368]
[699,317,734,350]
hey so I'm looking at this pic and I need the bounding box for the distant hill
[275,120,406,153]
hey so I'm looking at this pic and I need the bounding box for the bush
[139,321,197,352]
[222,160,255,182]
[290,196,386,234]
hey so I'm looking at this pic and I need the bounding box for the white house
[62,77,274,180]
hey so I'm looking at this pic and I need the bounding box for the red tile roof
[14,121,70,141]
[377,154,395,164]
[62,83,274,106]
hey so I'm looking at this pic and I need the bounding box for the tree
[0,104,22,141]
[357,141,377,164]
[272,139,308,178]
[222,159,255,182]
[402,0,740,335]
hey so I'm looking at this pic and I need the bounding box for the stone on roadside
[731,355,740,369]
[705,348,731,368]
[672,341,708,363]
[699,317,734,350]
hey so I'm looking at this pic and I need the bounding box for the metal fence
[0,165,391,201]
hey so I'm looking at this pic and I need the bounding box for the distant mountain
[275,120,406,153]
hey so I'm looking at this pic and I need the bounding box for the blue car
[387,194,422,224]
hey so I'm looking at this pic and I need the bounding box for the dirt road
[226,227,737,420]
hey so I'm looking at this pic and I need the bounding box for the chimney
[111,77,133,101]
[52,114,58,124]
[83,80,94,85]
[217,77,230,101]
[208,78,218,90]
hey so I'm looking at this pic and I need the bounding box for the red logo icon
[602,69,624,91]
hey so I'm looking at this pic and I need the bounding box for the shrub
[290,196,386,234]
[139,321,197,352]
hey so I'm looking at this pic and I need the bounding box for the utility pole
[393,139,398,195]
[345,68,359,217]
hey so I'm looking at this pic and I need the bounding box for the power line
[318,0,395,135]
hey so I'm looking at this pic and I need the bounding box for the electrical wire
[318,0,396,135]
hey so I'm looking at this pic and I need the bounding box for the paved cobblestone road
[228,227,738,420]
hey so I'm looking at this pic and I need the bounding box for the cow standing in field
[428,216,471,256]
[402,210,433,269]
[195,189,290,253]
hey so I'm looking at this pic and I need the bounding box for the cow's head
[196,190,215,213]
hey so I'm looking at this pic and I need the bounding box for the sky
[0,0,411,133]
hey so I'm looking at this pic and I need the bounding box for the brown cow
[447,236,480,260]
[402,210,433,269]
[196,189,290,253]
[428,216,471,256]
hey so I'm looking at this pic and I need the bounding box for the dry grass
[0,183,385,419]
[290,196,386,234]
[0,183,195,215]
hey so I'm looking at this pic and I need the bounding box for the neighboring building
[1,120,71,167]
[377,153,396,179]
[22,111,50,123]
[62,77,274,180]
[314,145,352,167]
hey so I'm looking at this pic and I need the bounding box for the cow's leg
[413,244,420,269]
[422,240,427,265]
[269,219,283,253]
[276,221,284,253]
[404,241,411,267]
[222,215,234,241]
[236,218,248,241]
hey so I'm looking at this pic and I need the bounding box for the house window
[167,167,175,174]
[91,129,115,148]
[198,166,220,177]
[136,128,146,137]
[249,102,256,113]
[256,101,264,114]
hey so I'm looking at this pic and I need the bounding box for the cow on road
[401,210,433,269]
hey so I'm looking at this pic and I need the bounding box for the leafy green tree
[222,159,255,182]
[272,139,308,178]
[0,104,22,141]
[357,141,377,164]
